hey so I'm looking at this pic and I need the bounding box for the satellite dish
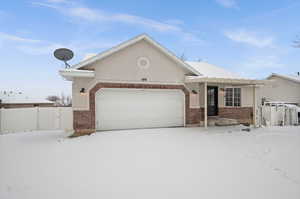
[54,48,74,68]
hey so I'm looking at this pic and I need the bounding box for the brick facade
[73,82,254,130]
[219,107,253,124]
[73,110,93,130]
[73,83,194,130]
[187,108,204,124]
[186,107,253,125]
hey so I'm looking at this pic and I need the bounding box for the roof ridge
[70,34,201,75]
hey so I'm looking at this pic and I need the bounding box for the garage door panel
[96,88,184,130]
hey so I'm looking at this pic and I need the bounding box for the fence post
[59,107,62,130]
[270,106,272,126]
[36,107,39,130]
[0,108,2,133]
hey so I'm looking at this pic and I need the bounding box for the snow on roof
[185,61,243,79]
[268,73,300,84]
[59,68,95,81]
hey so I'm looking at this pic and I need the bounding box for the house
[258,73,300,106]
[0,91,54,108]
[59,34,265,133]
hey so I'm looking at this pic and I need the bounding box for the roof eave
[185,76,268,85]
[59,69,95,81]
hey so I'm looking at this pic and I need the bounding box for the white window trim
[224,87,242,107]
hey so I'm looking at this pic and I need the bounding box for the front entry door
[207,86,218,116]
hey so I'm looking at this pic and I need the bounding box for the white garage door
[95,88,185,130]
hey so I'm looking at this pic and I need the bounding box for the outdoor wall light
[80,88,86,95]
[192,90,198,94]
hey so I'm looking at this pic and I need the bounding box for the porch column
[253,85,257,127]
[204,82,207,128]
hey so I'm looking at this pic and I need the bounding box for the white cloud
[215,0,237,8]
[235,55,284,78]
[41,4,181,32]
[47,0,69,3]
[224,29,274,48]
[67,7,105,21]
[242,56,283,69]
[32,1,203,44]
[164,19,184,25]
[16,39,118,55]
[16,43,63,55]
[0,32,41,43]
[0,31,118,56]
[111,14,181,32]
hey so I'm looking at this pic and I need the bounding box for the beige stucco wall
[72,39,190,110]
[93,39,189,83]
[189,83,254,108]
[258,76,300,105]
[240,86,255,107]
[72,78,94,110]
[185,83,200,108]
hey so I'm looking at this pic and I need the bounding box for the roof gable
[72,34,200,76]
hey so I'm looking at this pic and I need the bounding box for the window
[233,88,241,106]
[225,88,241,107]
[225,88,233,106]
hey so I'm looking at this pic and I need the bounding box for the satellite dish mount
[54,48,74,68]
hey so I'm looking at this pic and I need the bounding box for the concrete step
[208,117,239,126]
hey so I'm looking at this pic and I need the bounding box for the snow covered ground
[0,126,300,199]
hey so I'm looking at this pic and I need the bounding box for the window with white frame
[225,88,241,107]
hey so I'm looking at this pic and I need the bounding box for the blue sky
[0,0,300,98]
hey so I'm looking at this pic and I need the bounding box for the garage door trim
[95,88,185,130]
[73,83,190,130]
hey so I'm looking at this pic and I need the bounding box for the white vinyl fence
[261,105,299,126]
[0,107,73,134]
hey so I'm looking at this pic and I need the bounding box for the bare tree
[66,95,72,106]
[60,93,66,106]
[46,95,60,103]
[47,93,72,106]
[58,93,72,106]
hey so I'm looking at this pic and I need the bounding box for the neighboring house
[0,93,54,108]
[59,34,264,133]
[258,73,300,106]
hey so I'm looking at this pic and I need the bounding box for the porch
[186,76,266,128]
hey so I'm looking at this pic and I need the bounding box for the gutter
[59,69,95,81]
[185,76,268,85]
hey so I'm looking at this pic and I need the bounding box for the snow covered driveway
[1,126,300,199]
